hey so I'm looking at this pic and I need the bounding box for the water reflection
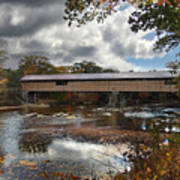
[0,110,131,179]
[47,139,130,174]
[141,120,146,131]
[19,134,52,153]
[0,105,179,179]
[0,112,23,167]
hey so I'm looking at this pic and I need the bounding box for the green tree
[72,60,118,73]
[64,0,180,54]
[4,69,23,89]
[64,0,118,26]
[0,50,8,86]
[19,55,58,75]
[72,60,103,73]
[129,0,180,54]
[166,60,180,74]
[102,68,119,73]
[166,60,180,97]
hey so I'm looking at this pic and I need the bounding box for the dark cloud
[0,4,64,37]
[103,27,116,42]
[0,1,155,71]
[23,40,49,51]
[51,52,76,64]
[51,43,97,64]
[71,45,97,57]
[4,51,51,69]
[111,41,136,58]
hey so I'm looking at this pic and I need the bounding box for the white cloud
[2,3,163,71]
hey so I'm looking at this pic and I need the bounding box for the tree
[166,60,180,98]
[71,60,118,73]
[0,50,8,87]
[19,55,58,75]
[4,69,22,89]
[129,0,180,54]
[56,66,71,74]
[64,0,180,54]
[102,68,119,73]
[64,0,120,26]
[72,60,103,73]
[166,60,180,74]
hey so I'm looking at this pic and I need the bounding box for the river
[0,104,179,179]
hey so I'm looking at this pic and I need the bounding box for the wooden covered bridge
[21,71,179,93]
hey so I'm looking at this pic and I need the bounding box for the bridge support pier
[108,92,119,107]
[67,91,72,114]
[22,91,29,104]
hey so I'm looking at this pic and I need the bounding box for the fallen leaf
[53,172,66,177]
[0,170,4,174]
[19,160,37,167]
[0,157,3,164]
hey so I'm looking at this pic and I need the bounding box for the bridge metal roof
[21,71,180,82]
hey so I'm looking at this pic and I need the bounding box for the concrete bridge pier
[108,92,119,107]
[22,91,38,104]
[22,91,29,103]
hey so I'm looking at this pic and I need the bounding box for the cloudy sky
[0,0,176,71]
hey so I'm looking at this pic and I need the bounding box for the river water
[0,105,179,179]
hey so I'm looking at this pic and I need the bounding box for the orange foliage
[116,144,180,180]
[19,160,37,167]
[56,66,70,74]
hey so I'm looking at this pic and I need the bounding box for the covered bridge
[21,71,179,93]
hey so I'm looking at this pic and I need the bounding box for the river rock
[163,108,180,114]
[63,113,69,117]
[67,115,77,119]
[107,108,120,112]
[37,114,45,118]
[25,112,38,118]
[97,108,105,111]
[54,112,64,117]
[102,112,112,116]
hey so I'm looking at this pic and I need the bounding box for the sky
[0,0,177,71]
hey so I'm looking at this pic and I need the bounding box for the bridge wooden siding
[21,79,176,92]
[21,72,178,93]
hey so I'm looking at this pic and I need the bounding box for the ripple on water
[1,112,24,166]
[0,112,131,179]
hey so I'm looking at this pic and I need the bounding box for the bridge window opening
[56,80,68,86]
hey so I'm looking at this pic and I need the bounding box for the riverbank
[0,106,23,111]
[0,104,50,112]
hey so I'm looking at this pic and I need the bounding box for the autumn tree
[64,0,180,54]
[4,69,22,89]
[129,0,180,54]
[19,55,58,75]
[0,50,8,86]
[56,66,71,74]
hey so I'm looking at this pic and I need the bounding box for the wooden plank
[21,80,177,93]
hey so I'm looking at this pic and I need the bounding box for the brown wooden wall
[21,80,177,92]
